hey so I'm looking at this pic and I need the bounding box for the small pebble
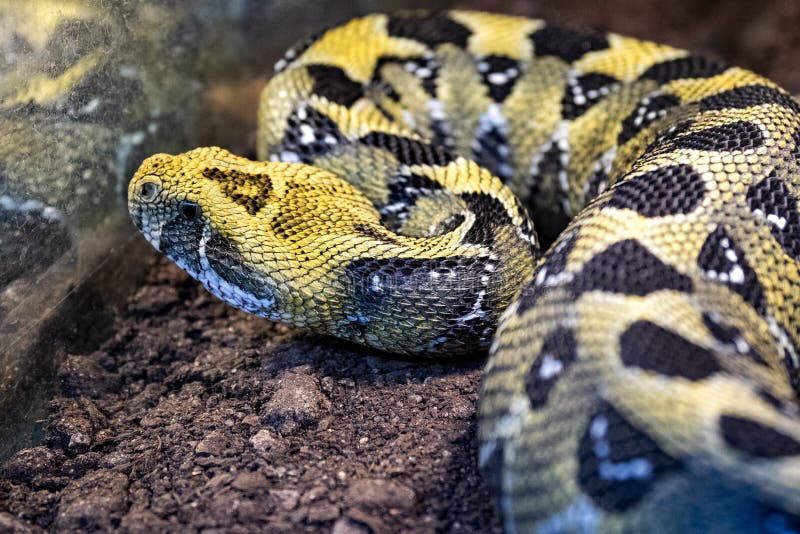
[261,372,329,434]
[270,489,300,510]
[307,503,340,522]
[345,478,416,510]
[332,517,373,534]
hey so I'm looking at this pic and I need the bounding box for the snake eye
[180,200,199,221]
[139,180,160,202]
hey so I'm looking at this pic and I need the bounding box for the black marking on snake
[571,239,693,297]
[373,55,437,96]
[606,164,706,217]
[359,132,454,166]
[561,72,619,120]
[534,140,566,185]
[306,64,364,107]
[620,321,722,379]
[386,12,472,48]
[372,101,396,123]
[342,255,492,343]
[479,439,506,514]
[444,308,496,347]
[202,167,272,216]
[702,312,769,366]
[578,401,683,512]
[525,327,578,408]
[380,171,444,229]
[437,213,467,235]
[353,223,401,245]
[779,335,800,396]
[471,117,512,181]
[528,142,571,244]
[371,56,410,100]
[791,127,800,164]
[516,231,577,315]
[274,28,325,72]
[544,231,578,279]
[698,226,766,314]
[646,119,695,154]
[384,85,401,103]
[460,192,514,245]
[585,168,610,202]
[430,113,456,151]
[529,26,609,62]
[618,94,681,146]
[205,233,275,302]
[758,389,788,413]
[699,84,800,114]
[720,415,800,458]
[477,55,522,102]
[672,121,765,151]
[375,54,441,96]
[639,55,728,84]
[747,171,800,259]
[280,105,346,163]
[160,215,203,276]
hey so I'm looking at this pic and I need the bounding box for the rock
[448,397,474,420]
[241,414,260,426]
[345,478,416,510]
[0,512,43,533]
[58,354,119,398]
[261,371,329,434]
[300,484,328,505]
[119,510,171,533]
[270,489,300,511]
[332,516,373,534]
[1,446,61,485]
[307,503,340,522]
[231,471,269,493]
[61,452,102,478]
[195,429,243,457]
[46,398,107,454]
[55,470,129,531]
[249,428,285,455]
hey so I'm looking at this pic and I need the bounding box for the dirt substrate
[0,257,497,532]
[3,0,800,532]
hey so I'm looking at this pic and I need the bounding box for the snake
[127,10,800,533]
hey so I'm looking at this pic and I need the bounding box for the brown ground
[2,0,800,532]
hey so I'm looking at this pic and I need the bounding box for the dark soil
[3,1,800,532]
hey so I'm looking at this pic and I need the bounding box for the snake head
[128,145,388,326]
[128,146,288,316]
[128,150,212,258]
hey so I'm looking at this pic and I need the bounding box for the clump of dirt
[0,257,499,532]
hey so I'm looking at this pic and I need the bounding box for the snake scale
[127,10,800,533]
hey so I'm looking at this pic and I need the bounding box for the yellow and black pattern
[128,10,800,532]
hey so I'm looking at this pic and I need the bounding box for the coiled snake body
[128,11,800,532]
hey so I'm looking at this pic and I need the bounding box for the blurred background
[0,0,798,462]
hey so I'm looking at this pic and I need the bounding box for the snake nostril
[180,200,199,221]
